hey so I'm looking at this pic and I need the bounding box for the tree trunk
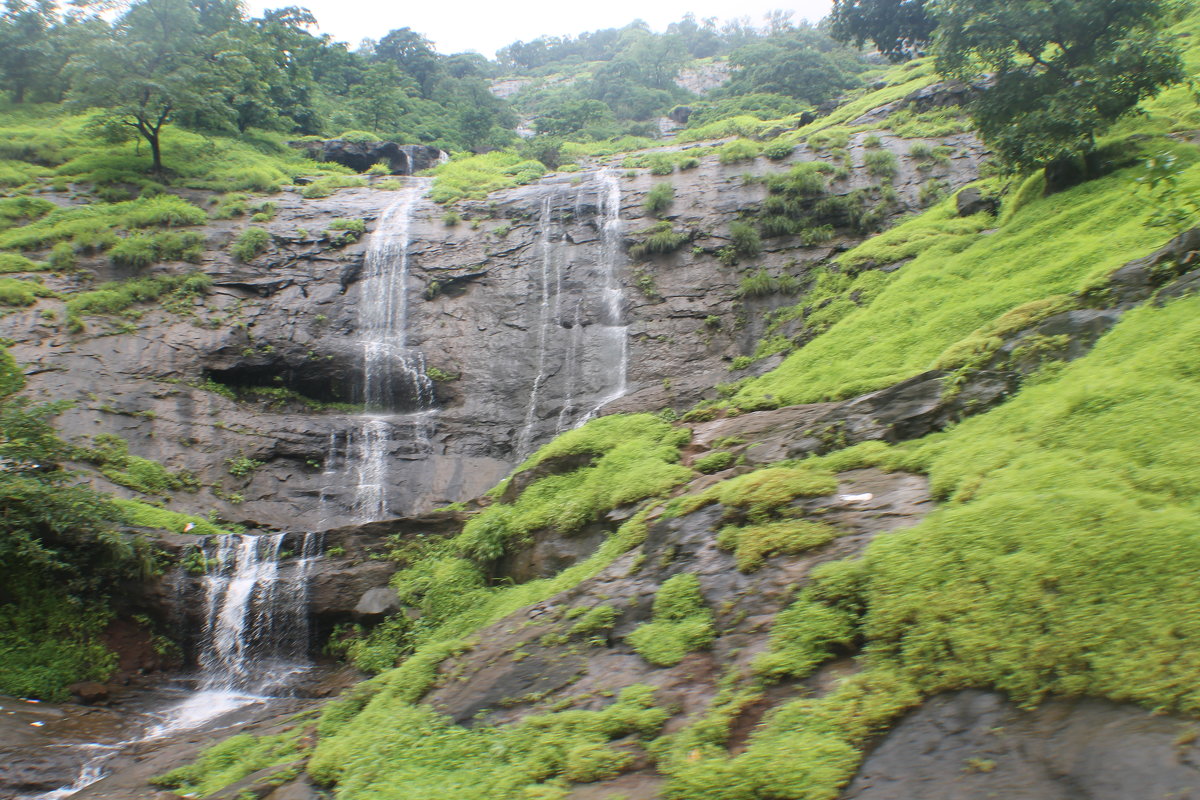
[148,131,163,175]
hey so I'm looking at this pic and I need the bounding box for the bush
[629,222,689,260]
[729,222,761,257]
[735,269,801,299]
[762,141,795,161]
[230,227,271,262]
[717,139,761,164]
[644,183,675,217]
[301,175,368,199]
[0,278,55,306]
[48,243,75,271]
[337,130,382,142]
[864,150,899,179]
[0,253,45,273]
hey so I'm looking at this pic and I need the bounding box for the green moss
[114,499,234,536]
[457,414,690,563]
[694,451,735,474]
[300,175,368,199]
[567,605,619,638]
[628,574,715,666]
[65,272,210,330]
[717,519,838,572]
[716,139,761,164]
[667,464,838,522]
[0,253,46,273]
[308,684,666,798]
[0,194,206,252]
[153,730,305,797]
[80,433,197,496]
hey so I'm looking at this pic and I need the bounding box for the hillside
[3,2,1200,800]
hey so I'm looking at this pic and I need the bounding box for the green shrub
[627,574,715,666]
[301,175,368,199]
[729,222,760,257]
[762,141,795,161]
[47,243,75,271]
[864,150,899,179]
[628,222,688,260]
[210,193,248,219]
[863,134,883,148]
[65,273,210,329]
[0,253,45,273]
[230,227,271,262]
[735,269,800,299]
[0,196,55,229]
[337,130,382,142]
[717,139,761,164]
[108,236,156,268]
[0,278,55,306]
[644,182,676,217]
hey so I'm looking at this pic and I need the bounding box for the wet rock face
[5,120,987,530]
[845,690,1200,800]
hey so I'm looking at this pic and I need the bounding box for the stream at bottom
[2,532,326,800]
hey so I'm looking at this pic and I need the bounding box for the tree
[68,0,278,174]
[931,0,1184,170]
[722,27,864,105]
[830,0,936,61]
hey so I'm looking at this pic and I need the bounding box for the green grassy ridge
[656,290,1200,799]
[732,144,1200,409]
[0,107,349,196]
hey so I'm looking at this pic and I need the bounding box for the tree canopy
[931,0,1185,170]
[829,0,936,61]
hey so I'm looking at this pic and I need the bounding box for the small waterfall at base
[147,530,323,737]
[322,177,435,524]
[32,532,324,799]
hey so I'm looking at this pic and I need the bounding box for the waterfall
[147,531,322,737]
[516,169,629,457]
[321,178,435,524]
[583,167,630,420]
[34,532,324,798]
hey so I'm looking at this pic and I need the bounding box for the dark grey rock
[955,185,998,217]
[290,139,445,175]
[844,690,1200,800]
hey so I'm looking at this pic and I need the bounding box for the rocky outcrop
[5,112,987,531]
[844,690,1200,799]
[424,468,933,728]
[290,139,445,174]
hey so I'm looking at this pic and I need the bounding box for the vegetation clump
[627,574,715,666]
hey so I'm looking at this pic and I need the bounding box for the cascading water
[322,177,435,524]
[32,532,323,798]
[516,168,629,457]
[147,530,323,737]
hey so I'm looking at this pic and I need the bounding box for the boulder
[68,681,110,704]
[955,185,999,217]
[354,586,402,619]
[845,690,1200,800]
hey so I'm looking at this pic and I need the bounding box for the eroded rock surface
[845,690,1200,800]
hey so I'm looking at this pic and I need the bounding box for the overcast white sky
[243,0,836,58]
